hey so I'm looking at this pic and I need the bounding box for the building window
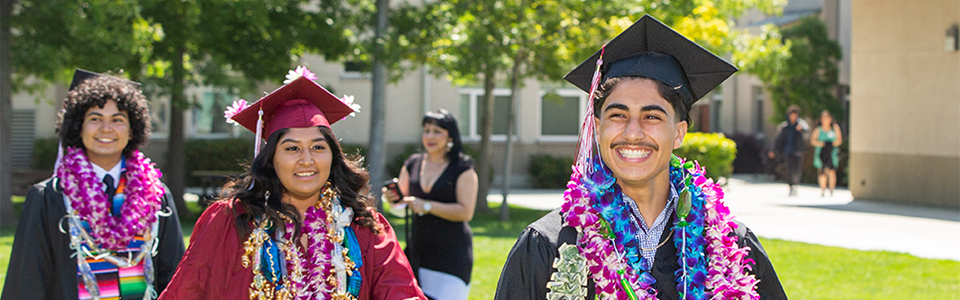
[342,61,370,79]
[191,91,233,136]
[458,88,515,140]
[150,99,168,136]
[11,109,35,170]
[539,90,586,141]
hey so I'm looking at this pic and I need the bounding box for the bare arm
[810,127,823,147]
[408,169,478,222]
[833,124,843,146]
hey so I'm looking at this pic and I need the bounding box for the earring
[446,141,454,149]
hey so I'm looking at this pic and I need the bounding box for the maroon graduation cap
[229,75,354,141]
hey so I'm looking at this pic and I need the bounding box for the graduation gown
[1,177,186,299]
[158,200,426,300]
[495,209,787,300]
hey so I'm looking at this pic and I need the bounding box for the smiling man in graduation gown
[495,15,787,300]
[2,70,185,299]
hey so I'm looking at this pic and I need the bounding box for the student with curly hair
[159,67,425,300]
[2,70,185,299]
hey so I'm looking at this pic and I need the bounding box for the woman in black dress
[383,109,478,300]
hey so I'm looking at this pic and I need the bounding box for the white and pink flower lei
[247,185,355,300]
[560,156,760,299]
[56,147,164,251]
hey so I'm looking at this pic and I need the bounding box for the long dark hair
[223,126,380,238]
[422,109,466,162]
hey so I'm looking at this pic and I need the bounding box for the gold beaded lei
[242,184,357,300]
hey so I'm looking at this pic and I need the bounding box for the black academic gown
[1,177,186,299]
[495,209,787,300]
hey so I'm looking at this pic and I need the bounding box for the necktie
[103,175,122,216]
[103,174,116,198]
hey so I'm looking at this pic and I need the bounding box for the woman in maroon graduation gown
[160,67,426,300]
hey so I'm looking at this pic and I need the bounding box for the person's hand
[832,140,840,146]
[767,151,775,159]
[795,124,803,131]
[381,187,401,203]
[403,196,424,215]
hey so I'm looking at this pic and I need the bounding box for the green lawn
[1,201,957,299]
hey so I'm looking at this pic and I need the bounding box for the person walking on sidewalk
[769,105,810,196]
[811,110,842,197]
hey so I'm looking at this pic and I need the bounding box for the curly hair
[57,75,152,155]
[224,126,381,238]
[592,76,688,123]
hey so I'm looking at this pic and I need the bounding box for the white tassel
[249,108,264,190]
[254,108,264,157]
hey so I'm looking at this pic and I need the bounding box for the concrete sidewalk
[489,174,960,261]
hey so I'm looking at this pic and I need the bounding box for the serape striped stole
[77,236,148,300]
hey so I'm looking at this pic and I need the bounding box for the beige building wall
[11,85,64,140]
[10,53,583,188]
[850,0,960,208]
[296,54,577,187]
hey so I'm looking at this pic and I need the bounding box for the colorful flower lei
[560,154,759,299]
[56,147,164,251]
[243,184,356,300]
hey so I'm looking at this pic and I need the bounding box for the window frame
[458,87,516,142]
[189,90,237,139]
[536,89,588,143]
[341,61,371,79]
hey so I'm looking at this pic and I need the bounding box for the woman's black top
[403,153,475,284]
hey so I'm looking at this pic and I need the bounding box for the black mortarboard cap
[69,69,142,91]
[564,15,738,107]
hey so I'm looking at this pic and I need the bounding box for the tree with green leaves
[391,0,788,216]
[743,16,842,123]
[1,0,14,226]
[385,0,509,213]
[2,0,353,219]
[1,0,162,225]
[139,0,353,217]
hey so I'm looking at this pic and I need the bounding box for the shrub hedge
[674,132,737,180]
[32,138,60,170]
[527,154,574,189]
[183,138,252,186]
[728,133,765,174]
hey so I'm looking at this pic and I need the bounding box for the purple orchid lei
[56,147,163,251]
[272,186,346,300]
[560,154,760,299]
[281,205,337,299]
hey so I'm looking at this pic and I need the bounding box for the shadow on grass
[385,204,553,242]
[178,201,553,244]
[785,201,960,222]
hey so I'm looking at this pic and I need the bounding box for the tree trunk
[167,44,188,218]
[0,0,15,227]
[499,51,523,222]
[474,67,495,213]
[367,0,390,212]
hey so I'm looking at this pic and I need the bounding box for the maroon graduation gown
[159,200,426,300]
